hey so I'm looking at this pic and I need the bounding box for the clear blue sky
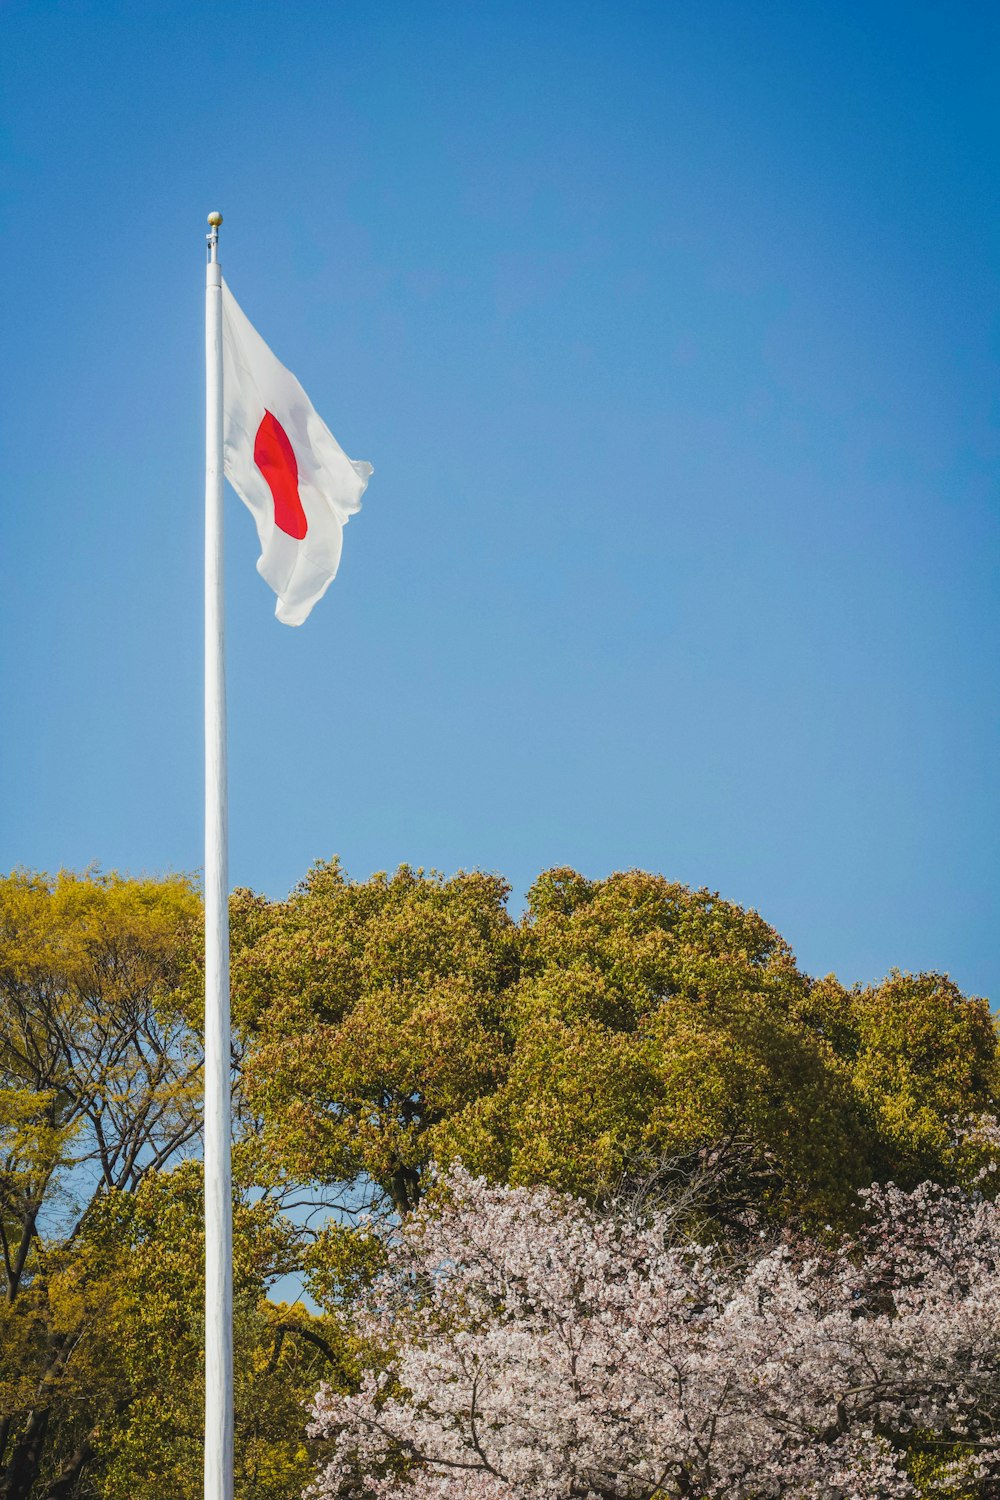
[2,0,997,1000]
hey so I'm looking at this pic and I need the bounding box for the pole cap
[207,211,223,227]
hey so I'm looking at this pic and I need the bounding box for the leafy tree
[0,869,346,1500]
[796,970,998,1185]
[0,868,201,1498]
[233,860,517,1216]
[80,1160,348,1500]
[438,868,873,1223]
[236,863,998,1234]
[3,860,995,1497]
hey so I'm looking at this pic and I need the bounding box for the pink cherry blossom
[308,1166,1000,1499]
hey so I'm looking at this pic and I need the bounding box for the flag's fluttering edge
[221,281,372,625]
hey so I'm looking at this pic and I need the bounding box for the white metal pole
[204,209,233,1500]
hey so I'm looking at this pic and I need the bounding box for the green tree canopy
[2,861,996,1499]
[0,870,346,1500]
[233,860,517,1215]
[234,861,998,1232]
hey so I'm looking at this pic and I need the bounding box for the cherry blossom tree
[308,1166,1000,1500]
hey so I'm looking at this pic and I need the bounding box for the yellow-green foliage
[2,862,996,1499]
[0,868,349,1500]
[907,1435,980,1499]
[236,862,998,1229]
[86,1168,345,1500]
[234,860,516,1213]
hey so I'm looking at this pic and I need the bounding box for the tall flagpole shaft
[204,210,233,1500]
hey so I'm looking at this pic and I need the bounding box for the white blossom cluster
[308,1168,1000,1500]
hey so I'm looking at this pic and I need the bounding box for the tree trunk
[389,1162,421,1214]
[0,1406,50,1500]
[36,1435,96,1500]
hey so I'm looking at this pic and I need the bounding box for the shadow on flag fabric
[221,280,372,625]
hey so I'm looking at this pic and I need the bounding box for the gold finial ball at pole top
[207,211,223,227]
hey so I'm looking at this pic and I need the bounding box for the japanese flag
[221,281,372,625]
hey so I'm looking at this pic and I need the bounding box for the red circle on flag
[254,411,309,540]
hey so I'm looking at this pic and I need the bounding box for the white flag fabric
[221,280,372,626]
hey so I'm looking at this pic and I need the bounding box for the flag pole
[204,209,234,1500]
